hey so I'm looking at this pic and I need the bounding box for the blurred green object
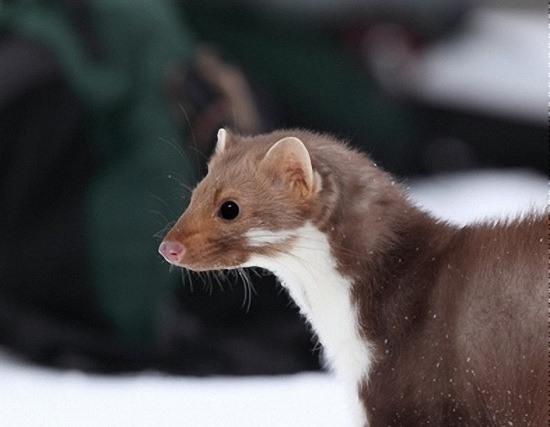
[1,0,199,348]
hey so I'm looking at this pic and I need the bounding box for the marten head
[159,128,323,271]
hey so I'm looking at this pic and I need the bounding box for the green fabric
[181,1,420,174]
[1,0,199,347]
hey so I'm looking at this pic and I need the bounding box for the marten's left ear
[215,128,228,153]
[262,137,320,199]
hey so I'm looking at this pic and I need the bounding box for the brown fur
[162,129,548,426]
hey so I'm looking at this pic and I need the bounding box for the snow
[0,168,546,426]
[403,8,546,125]
[0,349,352,426]
[408,169,547,226]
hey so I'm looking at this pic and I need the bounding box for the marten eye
[218,200,240,220]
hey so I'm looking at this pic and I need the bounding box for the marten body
[159,129,547,426]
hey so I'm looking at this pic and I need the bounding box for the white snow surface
[403,8,546,124]
[0,169,547,427]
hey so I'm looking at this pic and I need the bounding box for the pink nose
[159,240,186,264]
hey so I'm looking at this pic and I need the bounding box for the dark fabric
[0,36,139,370]
[0,37,98,328]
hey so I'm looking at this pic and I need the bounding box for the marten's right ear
[261,136,320,200]
[215,128,227,153]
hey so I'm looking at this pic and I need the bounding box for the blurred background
[0,0,546,424]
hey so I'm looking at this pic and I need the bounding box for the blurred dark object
[243,0,468,41]
[358,6,547,174]
[165,46,277,169]
[0,35,152,372]
[158,271,320,375]
[0,35,117,370]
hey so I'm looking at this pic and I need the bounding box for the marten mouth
[159,240,248,272]
[177,262,239,273]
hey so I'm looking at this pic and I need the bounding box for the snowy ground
[0,168,546,427]
[403,7,546,125]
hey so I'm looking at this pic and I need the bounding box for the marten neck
[300,142,456,344]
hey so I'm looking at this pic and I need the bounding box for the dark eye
[218,200,240,220]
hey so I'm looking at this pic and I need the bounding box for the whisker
[195,270,211,290]
[157,136,188,162]
[173,177,196,196]
[178,104,197,149]
[147,193,186,241]
[225,270,236,292]
[212,270,227,292]
[152,219,176,241]
[149,208,170,224]
[237,267,256,313]
[203,271,214,295]
[177,104,212,174]
[148,192,177,218]
[150,173,195,199]
[175,267,193,292]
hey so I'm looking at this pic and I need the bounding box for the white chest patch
[243,222,373,426]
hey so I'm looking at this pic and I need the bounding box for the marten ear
[262,137,319,199]
[215,128,227,153]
